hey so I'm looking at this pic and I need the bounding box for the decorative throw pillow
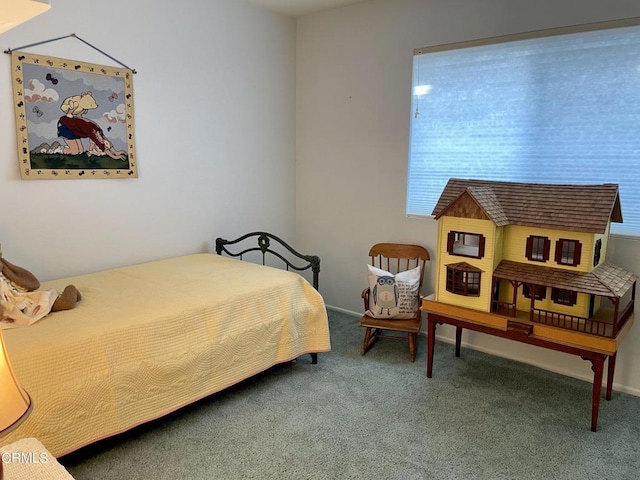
[366,264,421,319]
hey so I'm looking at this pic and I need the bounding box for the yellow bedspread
[1,254,331,457]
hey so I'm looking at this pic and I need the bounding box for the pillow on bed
[366,265,421,319]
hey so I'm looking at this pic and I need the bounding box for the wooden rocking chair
[359,243,429,362]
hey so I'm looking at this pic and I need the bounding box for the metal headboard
[215,232,320,290]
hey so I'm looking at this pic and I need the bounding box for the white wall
[0,0,296,280]
[296,0,640,395]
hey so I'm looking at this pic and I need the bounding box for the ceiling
[249,0,365,17]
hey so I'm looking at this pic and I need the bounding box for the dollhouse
[422,178,637,431]
[427,178,636,343]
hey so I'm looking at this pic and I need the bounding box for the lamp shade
[0,0,50,35]
[0,331,31,434]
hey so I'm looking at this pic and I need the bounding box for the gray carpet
[61,309,640,479]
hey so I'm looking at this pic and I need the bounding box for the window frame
[446,265,481,297]
[447,231,486,259]
[523,284,547,301]
[593,239,602,266]
[407,17,640,237]
[555,239,582,267]
[525,236,550,263]
[551,288,577,306]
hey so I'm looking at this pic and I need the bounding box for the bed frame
[215,232,321,291]
[215,232,323,364]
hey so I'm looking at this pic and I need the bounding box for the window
[555,239,581,266]
[447,231,485,258]
[523,285,546,300]
[446,264,481,296]
[407,18,640,236]
[593,239,602,266]
[551,288,577,306]
[525,236,550,262]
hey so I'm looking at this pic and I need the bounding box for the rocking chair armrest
[361,287,371,311]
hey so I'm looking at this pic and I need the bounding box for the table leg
[606,353,617,401]
[427,318,436,378]
[455,327,462,357]
[587,355,605,432]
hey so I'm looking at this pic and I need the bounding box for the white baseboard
[326,305,361,317]
[325,304,640,397]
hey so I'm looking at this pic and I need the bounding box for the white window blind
[407,18,640,236]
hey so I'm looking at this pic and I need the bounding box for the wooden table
[422,297,634,432]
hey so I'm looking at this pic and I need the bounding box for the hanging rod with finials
[3,32,137,73]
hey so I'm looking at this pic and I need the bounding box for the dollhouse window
[551,288,577,306]
[555,239,582,266]
[447,232,485,258]
[525,236,550,262]
[593,239,602,266]
[523,285,546,300]
[446,265,481,296]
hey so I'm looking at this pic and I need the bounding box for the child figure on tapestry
[57,91,127,160]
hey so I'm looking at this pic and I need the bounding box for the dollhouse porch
[491,260,637,338]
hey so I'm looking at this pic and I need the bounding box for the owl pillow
[366,264,421,319]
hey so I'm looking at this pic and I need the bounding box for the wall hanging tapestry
[9,48,137,179]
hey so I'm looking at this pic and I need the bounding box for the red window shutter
[478,235,486,258]
[543,238,551,261]
[573,241,582,266]
[447,232,454,254]
[525,236,533,259]
[554,241,562,263]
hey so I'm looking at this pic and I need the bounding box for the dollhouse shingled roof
[494,260,637,297]
[432,179,623,234]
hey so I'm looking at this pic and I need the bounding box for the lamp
[0,331,32,480]
[0,0,50,35]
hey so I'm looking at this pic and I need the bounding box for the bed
[1,232,331,457]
